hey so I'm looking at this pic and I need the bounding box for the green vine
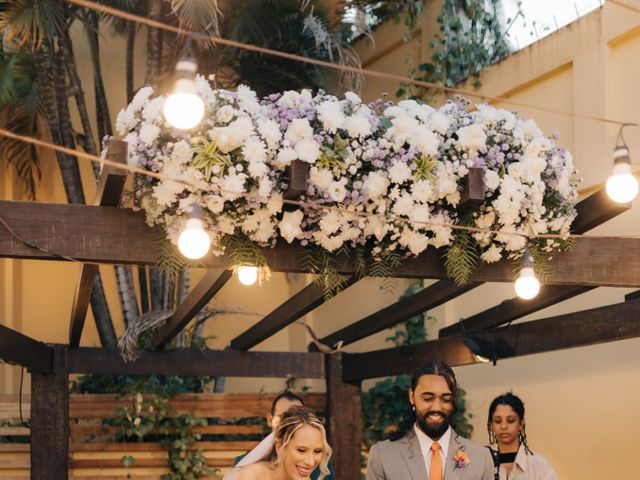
[394,0,521,99]
[71,374,216,480]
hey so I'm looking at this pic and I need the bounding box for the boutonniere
[453,448,471,469]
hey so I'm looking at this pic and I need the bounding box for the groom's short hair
[270,391,304,415]
[410,360,458,403]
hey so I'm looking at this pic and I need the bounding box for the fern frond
[444,233,479,285]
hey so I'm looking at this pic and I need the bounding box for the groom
[366,361,494,479]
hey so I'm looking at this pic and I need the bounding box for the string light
[237,266,258,286]
[514,250,540,300]
[606,125,638,204]
[177,205,210,259]
[163,51,205,130]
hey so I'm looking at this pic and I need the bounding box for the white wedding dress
[223,432,275,480]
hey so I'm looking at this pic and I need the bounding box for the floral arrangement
[453,448,470,469]
[113,78,579,287]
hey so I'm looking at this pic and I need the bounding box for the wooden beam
[68,140,128,346]
[0,324,52,374]
[460,167,485,206]
[437,189,628,337]
[154,269,232,348]
[572,188,631,233]
[2,201,640,286]
[318,280,479,349]
[67,347,326,378]
[325,353,362,479]
[439,284,595,337]
[283,160,309,200]
[31,345,68,479]
[68,264,99,346]
[231,277,358,351]
[343,298,640,381]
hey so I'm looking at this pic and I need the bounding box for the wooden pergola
[1,144,640,479]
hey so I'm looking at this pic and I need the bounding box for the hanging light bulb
[606,145,638,204]
[177,205,210,260]
[163,56,205,130]
[237,266,258,286]
[514,250,540,300]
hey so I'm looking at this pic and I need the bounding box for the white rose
[363,172,389,200]
[309,167,333,191]
[279,210,304,243]
[328,181,347,202]
[285,118,313,143]
[217,105,235,123]
[317,101,345,133]
[295,139,321,163]
[456,123,487,152]
[388,161,412,184]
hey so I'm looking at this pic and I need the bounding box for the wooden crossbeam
[154,269,232,348]
[2,200,640,286]
[439,284,595,336]
[67,347,325,378]
[317,280,479,349]
[439,188,629,337]
[231,277,358,351]
[0,324,53,374]
[69,139,128,346]
[342,298,640,382]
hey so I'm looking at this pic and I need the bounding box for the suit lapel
[399,431,428,480]
[444,432,464,480]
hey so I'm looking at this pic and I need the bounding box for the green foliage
[155,235,189,287]
[444,231,479,286]
[301,244,403,299]
[413,153,436,182]
[318,133,350,171]
[192,140,232,181]
[221,233,272,285]
[394,0,521,99]
[0,47,42,199]
[362,282,474,446]
[72,374,216,480]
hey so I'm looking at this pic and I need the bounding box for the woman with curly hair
[488,393,557,480]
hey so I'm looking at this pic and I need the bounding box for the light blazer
[366,429,495,480]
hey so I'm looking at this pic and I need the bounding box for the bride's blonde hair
[264,405,332,479]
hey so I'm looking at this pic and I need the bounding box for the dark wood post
[326,352,363,479]
[31,345,69,479]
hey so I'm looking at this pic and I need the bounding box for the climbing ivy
[353,0,521,99]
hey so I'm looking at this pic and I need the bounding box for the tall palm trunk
[86,11,112,141]
[145,0,163,85]
[34,35,117,347]
[126,21,136,102]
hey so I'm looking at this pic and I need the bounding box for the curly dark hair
[487,392,532,455]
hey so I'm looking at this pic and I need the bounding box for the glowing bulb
[163,59,205,130]
[606,160,638,204]
[237,266,258,286]
[177,217,210,259]
[514,266,540,300]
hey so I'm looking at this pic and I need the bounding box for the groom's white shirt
[415,424,451,478]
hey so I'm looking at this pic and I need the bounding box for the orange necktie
[430,441,443,480]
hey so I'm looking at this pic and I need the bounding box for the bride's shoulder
[235,461,275,480]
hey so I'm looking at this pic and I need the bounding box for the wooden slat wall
[0,392,326,479]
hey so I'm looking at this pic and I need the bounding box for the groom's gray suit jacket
[365,429,494,480]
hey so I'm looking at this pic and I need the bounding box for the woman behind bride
[227,405,333,480]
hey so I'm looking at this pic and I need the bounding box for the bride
[225,406,332,480]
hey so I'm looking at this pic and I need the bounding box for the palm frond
[0,0,67,47]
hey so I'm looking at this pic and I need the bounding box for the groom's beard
[416,410,451,439]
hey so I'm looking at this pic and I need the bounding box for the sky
[503,0,603,50]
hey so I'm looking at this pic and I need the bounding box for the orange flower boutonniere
[453,448,471,469]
